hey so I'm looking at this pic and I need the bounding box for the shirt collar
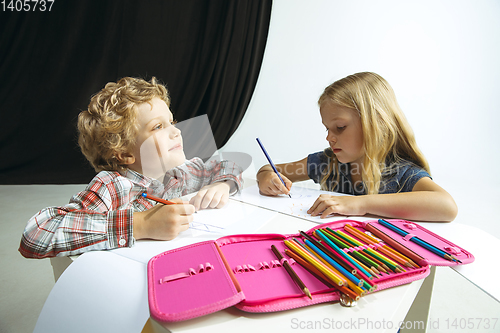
[122,169,165,193]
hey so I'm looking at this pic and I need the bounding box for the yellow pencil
[284,240,345,286]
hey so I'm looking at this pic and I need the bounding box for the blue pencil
[378,219,461,263]
[256,138,291,198]
[304,239,364,288]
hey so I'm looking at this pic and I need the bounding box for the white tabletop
[35,180,493,333]
[34,198,431,333]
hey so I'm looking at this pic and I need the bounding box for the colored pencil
[344,224,418,268]
[271,245,312,299]
[334,230,404,273]
[309,231,377,282]
[285,249,361,301]
[141,193,176,205]
[256,138,291,198]
[378,219,461,263]
[364,223,425,266]
[313,231,375,278]
[299,231,357,275]
[285,249,336,289]
[284,239,345,286]
[319,229,390,274]
[314,229,373,278]
[304,240,365,288]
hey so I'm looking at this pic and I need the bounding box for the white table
[35,200,431,333]
[35,181,498,333]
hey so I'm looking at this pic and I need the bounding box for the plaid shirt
[19,158,243,258]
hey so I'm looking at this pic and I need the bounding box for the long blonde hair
[318,72,429,194]
[78,77,170,173]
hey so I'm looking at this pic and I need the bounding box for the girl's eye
[153,123,163,130]
[171,120,178,126]
[337,126,346,131]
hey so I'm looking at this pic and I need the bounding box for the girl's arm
[256,157,310,196]
[308,177,458,222]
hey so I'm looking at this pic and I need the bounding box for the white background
[221,0,500,236]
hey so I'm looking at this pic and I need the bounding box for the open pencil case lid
[147,219,474,323]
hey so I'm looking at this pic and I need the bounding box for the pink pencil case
[147,219,474,322]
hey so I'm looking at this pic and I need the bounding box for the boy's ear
[116,152,136,165]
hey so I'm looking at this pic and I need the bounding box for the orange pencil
[141,193,176,205]
[347,224,419,267]
[285,249,361,301]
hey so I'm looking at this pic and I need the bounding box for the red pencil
[141,193,176,205]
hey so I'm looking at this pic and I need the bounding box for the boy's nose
[170,126,181,138]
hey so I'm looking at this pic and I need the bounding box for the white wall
[221,0,500,235]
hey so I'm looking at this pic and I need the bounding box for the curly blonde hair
[78,77,170,173]
[318,72,430,194]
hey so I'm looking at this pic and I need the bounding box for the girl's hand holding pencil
[256,166,292,197]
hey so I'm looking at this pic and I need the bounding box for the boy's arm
[165,157,244,197]
[19,182,134,259]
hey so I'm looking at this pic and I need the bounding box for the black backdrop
[0,0,272,184]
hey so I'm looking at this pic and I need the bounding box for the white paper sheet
[231,184,349,224]
[111,199,277,263]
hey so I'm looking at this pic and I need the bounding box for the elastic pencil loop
[343,245,368,253]
[234,265,243,274]
[444,246,461,255]
[247,264,256,271]
[403,234,415,242]
[271,260,281,268]
[160,263,215,284]
[403,223,418,230]
[369,243,384,250]
[279,258,296,266]
[242,264,250,272]
[159,272,191,284]
[258,262,271,270]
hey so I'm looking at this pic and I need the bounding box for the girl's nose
[326,130,336,144]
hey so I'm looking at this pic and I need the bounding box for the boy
[19,77,243,259]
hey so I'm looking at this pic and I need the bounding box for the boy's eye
[337,126,346,131]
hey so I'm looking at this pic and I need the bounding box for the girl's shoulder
[381,158,431,193]
[307,148,333,164]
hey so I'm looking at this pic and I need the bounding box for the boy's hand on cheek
[189,181,231,211]
[133,198,195,240]
[307,194,367,218]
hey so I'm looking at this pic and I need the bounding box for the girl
[256,72,457,222]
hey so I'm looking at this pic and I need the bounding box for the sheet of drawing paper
[111,199,278,263]
[188,198,277,235]
[231,184,349,224]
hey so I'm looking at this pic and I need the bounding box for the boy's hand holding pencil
[133,195,195,241]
